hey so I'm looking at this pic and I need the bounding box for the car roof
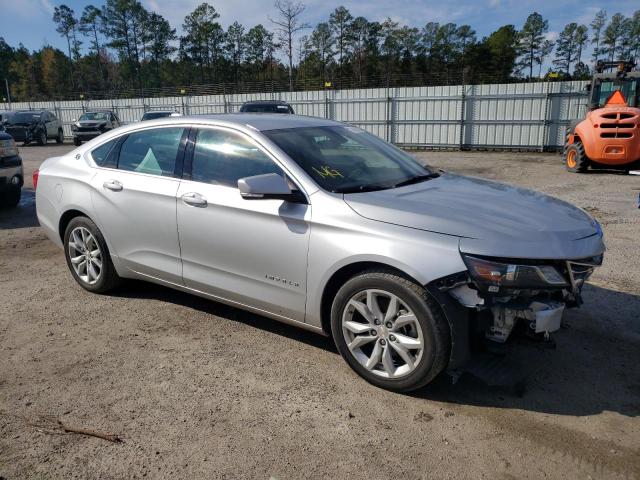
[83,110,113,113]
[180,113,339,131]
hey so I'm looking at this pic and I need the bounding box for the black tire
[37,129,47,146]
[1,186,21,208]
[564,142,589,173]
[330,269,450,392]
[73,136,82,146]
[63,216,121,293]
[56,128,64,144]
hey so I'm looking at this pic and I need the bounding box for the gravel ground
[0,143,638,480]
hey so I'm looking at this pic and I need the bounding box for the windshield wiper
[393,172,440,188]
[334,184,390,194]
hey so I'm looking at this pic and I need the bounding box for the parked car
[34,114,605,392]
[0,131,23,208]
[239,100,294,114]
[141,110,182,121]
[3,110,64,145]
[72,110,121,146]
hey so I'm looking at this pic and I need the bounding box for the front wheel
[63,216,121,293]
[73,136,82,146]
[331,270,450,392]
[564,142,589,173]
[37,129,47,146]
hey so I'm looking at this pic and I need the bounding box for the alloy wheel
[341,289,424,379]
[67,226,103,285]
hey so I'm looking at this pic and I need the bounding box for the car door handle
[103,180,123,191]
[182,192,207,207]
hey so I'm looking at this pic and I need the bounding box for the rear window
[91,138,119,167]
[241,103,293,114]
[142,111,172,120]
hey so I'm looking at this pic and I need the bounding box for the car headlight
[98,122,107,130]
[461,254,568,291]
[71,123,79,131]
[0,138,18,157]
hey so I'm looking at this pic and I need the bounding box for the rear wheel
[56,128,64,144]
[331,269,450,392]
[564,142,589,173]
[63,216,121,293]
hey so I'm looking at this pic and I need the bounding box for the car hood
[344,173,599,247]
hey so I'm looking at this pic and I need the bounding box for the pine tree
[517,12,550,79]
[590,9,607,63]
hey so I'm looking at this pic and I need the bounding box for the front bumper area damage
[428,255,603,384]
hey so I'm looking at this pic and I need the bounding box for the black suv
[3,110,64,146]
[71,110,121,145]
[238,100,295,114]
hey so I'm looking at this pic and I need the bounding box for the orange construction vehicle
[564,59,640,173]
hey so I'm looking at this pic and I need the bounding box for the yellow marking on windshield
[312,166,343,178]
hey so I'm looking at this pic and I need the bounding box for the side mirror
[72,118,77,122]
[238,173,306,203]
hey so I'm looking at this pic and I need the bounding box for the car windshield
[7,112,41,123]
[142,112,171,120]
[264,126,437,193]
[79,112,109,121]
[242,104,292,113]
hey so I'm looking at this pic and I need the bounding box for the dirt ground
[1,143,639,480]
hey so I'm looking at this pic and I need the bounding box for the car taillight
[33,169,39,190]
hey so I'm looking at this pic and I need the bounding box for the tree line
[1,1,639,102]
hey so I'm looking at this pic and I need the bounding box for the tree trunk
[65,35,75,90]
[288,30,293,92]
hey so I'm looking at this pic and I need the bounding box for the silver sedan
[35,114,605,392]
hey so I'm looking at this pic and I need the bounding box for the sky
[0,0,638,62]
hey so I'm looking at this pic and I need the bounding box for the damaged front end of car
[427,251,603,375]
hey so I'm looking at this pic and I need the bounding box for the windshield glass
[142,111,171,120]
[264,126,435,193]
[8,112,41,123]
[79,112,109,121]
[594,80,639,107]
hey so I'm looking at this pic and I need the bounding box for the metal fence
[1,80,588,151]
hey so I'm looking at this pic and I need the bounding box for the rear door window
[117,127,185,177]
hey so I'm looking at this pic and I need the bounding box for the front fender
[303,192,465,328]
